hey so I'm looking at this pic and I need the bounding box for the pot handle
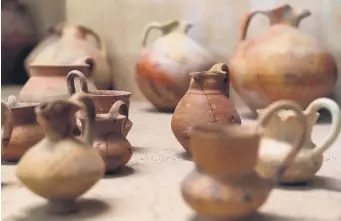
[257,100,308,183]
[141,20,184,47]
[305,98,341,157]
[69,93,96,146]
[1,102,13,148]
[107,100,129,135]
[50,23,107,59]
[67,70,90,96]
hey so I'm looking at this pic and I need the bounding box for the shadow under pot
[19,57,97,103]
[78,100,133,174]
[171,63,241,153]
[1,95,44,161]
[67,70,133,136]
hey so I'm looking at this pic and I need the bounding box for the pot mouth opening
[3,96,39,109]
[191,123,263,139]
[190,71,226,77]
[86,90,132,97]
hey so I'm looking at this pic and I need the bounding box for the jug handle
[305,98,341,157]
[257,100,308,183]
[1,102,13,148]
[69,93,96,146]
[141,20,192,47]
[107,100,129,135]
[240,4,311,41]
[67,70,90,96]
[50,23,107,59]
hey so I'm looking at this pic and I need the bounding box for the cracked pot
[171,63,241,153]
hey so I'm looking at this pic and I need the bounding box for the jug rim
[84,90,132,97]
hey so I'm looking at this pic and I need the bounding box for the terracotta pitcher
[257,98,341,184]
[1,0,37,84]
[16,93,105,214]
[136,20,216,112]
[19,59,97,103]
[67,70,132,136]
[171,63,241,153]
[1,96,44,161]
[79,100,132,173]
[181,101,307,219]
[230,4,337,113]
[25,23,111,89]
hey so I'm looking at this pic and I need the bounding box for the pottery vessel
[171,63,241,153]
[257,98,341,184]
[19,59,97,103]
[230,4,337,113]
[1,0,37,84]
[16,93,105,214]
[136,20,216,112]
[79,100,132,173]
[67,70,132,136]
[1,96,44,161]
[25,23,111,89]
[181,100,307,219]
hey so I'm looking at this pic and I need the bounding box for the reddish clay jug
[1,96,44,161]
[171,63,241,153]
[25,23,111,89]
[19,59,97,103]
[136,20,215,112]
[78,100,132,173]
[230,4,337,113]
[1,0,37,84]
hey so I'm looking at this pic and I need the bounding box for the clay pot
[181,100,306,219]
[19,59,97,103]
[230,4,338,113]
[1,96,44,161]
[67,70,132,136]
[171,63,241,153]
[25,23,111,89]
[136,20,216,112]
[257,98,341,184]
[79,100,132,173]
[16,93,105,214]
[1,0,37,84]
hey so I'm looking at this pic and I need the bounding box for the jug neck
[189,71,229,95]
[265,4,311,27]
[160,20,193,35]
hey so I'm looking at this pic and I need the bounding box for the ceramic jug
[16,92,105,214]
[230,4,337,113]
[1,0,37,84]
[67,70,132,136]
[19,58,97,103]
[79,100,132,173]
[136,20,216,112]
[181,100,307,219]
[25,23,111,89]
[257,98,341,184]
[1,96,44,161]
[171,63,241,153]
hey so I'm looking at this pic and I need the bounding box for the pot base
[47,199,79,214]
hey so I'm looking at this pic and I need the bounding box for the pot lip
[85,90,132,97]
[190,71,225,77]
[30,64,89,68]
[191,123,263,139]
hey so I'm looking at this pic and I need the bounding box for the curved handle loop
[49,23,107,58]
[141,20,182,47]
[240,10,266,41]
[305,98,341,156]
[67,70,90,96]
[107,100,129,135]
[69,93,96,146]
[1,102,13,148]
[257,100,308,183]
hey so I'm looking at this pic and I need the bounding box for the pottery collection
[257,98,341,184]
[136,20,216,112]
[171,63,241,153]
[230,4,338,113]
[181,100,305,219]
[25,23,111,89]
[16,93,105,214]
[2,2,341,219]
